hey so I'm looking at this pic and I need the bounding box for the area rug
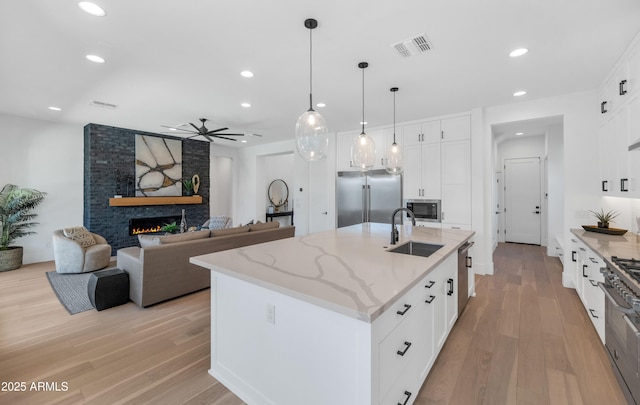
[46,271,94,314]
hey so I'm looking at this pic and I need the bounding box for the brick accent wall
[83,123,210,253]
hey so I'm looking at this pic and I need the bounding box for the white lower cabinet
[210,252,461,405]
[570,235,606,344]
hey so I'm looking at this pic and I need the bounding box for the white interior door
[504,157,541,244]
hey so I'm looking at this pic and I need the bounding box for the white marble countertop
[571,228,640,261]
[190,223,474,322]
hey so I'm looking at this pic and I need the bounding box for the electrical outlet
[266,304,275,324]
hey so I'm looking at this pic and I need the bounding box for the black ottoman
[87,268,129,311]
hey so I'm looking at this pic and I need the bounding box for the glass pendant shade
[295,109,328,161]
[385,140,403,174]
[295,18,328,162]
[351,132,376,170]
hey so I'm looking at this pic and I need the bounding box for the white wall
[546,124,564,256]
[0,113,85,264]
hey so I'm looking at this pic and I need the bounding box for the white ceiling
[1,0,640,147]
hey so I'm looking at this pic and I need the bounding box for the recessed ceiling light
[515,132,524,136]
[316,103,326,108]
[169,127,177,131]
[241,139,248,143]
[240,71,254,78]
[509,48,528,58]
[241,102,251,108]
[86,54,105,63]
[48,106,62,111]
[513,90,527,97]
[360,121,368,125]
[78,2,106,17]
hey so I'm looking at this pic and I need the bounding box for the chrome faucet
[391,208,416,244]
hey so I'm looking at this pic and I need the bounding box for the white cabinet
[441,140,471,229]
[572,237,605,344]
[441,115,471,141]
[404,142,441,200]
[597,36,640,197]
[336,129,391,171]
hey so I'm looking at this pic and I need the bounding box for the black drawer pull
[397,341,412,356]
[583,265,588,278]
[447,278,454,296]
[398,390,412,405]
[621,178,629,192]
[589,279,598,287]
[589,308,598,318]
[424,280,435,288]
[425,295,436,304]
[571,251,577,262]
[602,180,608,192]
[396,304,411,316]
[601,101,608,113]
[620,79,627,95]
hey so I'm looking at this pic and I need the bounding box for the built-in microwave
[405,199,441,222]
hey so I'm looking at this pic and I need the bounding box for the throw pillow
[158,230,209,244]
[249,221,280,232]
[62,226,96,248]
[205,216,232,230]
[138,234,161,248]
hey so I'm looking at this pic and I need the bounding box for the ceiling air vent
[392,34,433,57]
[89,100,118,109]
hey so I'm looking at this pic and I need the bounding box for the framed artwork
[135,135,182,196]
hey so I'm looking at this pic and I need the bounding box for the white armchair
[52,229,112,273]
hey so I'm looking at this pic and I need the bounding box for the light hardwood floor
[0,244,628,404]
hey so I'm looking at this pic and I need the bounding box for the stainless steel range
[601,256,640,405]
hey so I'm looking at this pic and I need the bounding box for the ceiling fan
[161,118,245,142]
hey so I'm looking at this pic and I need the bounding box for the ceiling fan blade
[202,134,215,142]
[190,122,201,132]
[216,133,244,136]
[249,133,263,137]
[213,135,238,141]
[205,127,229,134]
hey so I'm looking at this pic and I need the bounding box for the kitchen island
[191,223,474,405]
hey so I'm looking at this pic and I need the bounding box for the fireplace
[129,215,182,235]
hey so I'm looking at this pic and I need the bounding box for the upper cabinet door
[441,116,470,141]
[422,120,441,143]
[403,123,423,147]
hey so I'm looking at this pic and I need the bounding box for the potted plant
[589,208,619,229]
[182,178,194,196]
[0,184,46,271]
[160,221,179,234]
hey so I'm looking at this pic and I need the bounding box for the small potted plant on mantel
[182,178,194,196]
[0,184,46,271]
[589,208,619,229]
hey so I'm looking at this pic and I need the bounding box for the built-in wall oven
[405,199,441,223]
[600,257,640,405]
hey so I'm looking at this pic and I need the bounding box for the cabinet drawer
[378,310,420,403]
[374,286,419,340]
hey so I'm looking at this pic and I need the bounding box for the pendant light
[385,87,403,174]
[351,62,375,171]
[295,18,328,162]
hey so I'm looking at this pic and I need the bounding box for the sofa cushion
[63,226,96,248]
[210,225,250,237]
[158,230,210,244]
[249,221,280,232]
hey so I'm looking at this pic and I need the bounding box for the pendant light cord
[308,28,314,111]
[393,90,396,143]
[361,66,365,134]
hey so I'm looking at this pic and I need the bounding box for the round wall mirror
[268,179,289,208]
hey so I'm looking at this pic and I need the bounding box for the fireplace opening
[129,215,182,235]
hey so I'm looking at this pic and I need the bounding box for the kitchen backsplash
[600,196,640,234]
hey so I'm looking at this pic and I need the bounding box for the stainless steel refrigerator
[336,170,403,228]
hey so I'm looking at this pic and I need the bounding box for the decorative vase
[180,209,187,233]
[597,221,609,229]
[0,246,23,272]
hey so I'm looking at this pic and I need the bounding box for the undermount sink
[388,241,444,257]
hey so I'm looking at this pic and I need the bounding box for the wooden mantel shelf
[109,195,203,207]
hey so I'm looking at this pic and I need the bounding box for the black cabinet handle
[398,390,412,405]
[447,278,454,296]
[425,295,436,304]
[582,265,588,278]
[601,101,608,113]
[397,341,412,356]
[396,304,411,316]
[620,79,627,95]
[571,251,577,262]
[589,308,598,318]
[602,180,608,192]
[424,280,435,289]
[589,279,598,287]
[621,178,629,192]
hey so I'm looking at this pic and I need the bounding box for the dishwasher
[457,241,474,316]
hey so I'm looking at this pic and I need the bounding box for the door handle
[532,211,540,214]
